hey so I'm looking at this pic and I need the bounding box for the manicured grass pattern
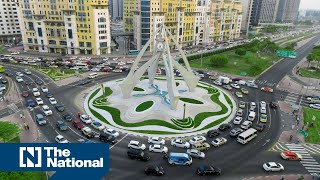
[35,68,86,81]
[299,68,320,80]
[135,101,154,112]
[303,108,320,144]
[180,98,204,104]
[0,172,46,180]
[133,87,144,91]
[171,117,195,129]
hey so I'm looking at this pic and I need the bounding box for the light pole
[182,103,186,120]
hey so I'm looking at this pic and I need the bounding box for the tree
[210,55,229,67]
[235,48,246,56]
[306,54,314,68]
[0,121,20,142]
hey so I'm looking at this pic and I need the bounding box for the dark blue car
[26,99,36,107]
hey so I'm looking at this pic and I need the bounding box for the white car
[186,149,205,159]
[55,135,69,143]
[42,105,52,116]
[263,162,284,172]
[189,136,206,145]
[231,83,240,89]
[233,116,243,125]
[149,144,168,153]
[103,128,119,138]
[148,137,165,145]
[48,97,57,104]
[260,101,266,108]
[35,97,43,105]
[127,60,134,64]
[16,76,23,82]
[213,80,222,85]
[310,104,320,110]
[32,88,40,97]
[24,69,31,75]
[250,102,256,110]
[91,121,106,131]
[16,72,24,77]
[80,114,92,124]
[241,121,252,130]
[211,137,227,147]
[260,106,267,114]
[128,140,146,150]
[41,86,49,93]
[171,138,190,148]
[236,109,243,116]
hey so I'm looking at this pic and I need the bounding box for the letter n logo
[19,147,42,167]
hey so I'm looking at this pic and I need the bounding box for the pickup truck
[81,127,98,139]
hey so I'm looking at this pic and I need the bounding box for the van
[248,111,256,121]
[127,149,150,161]
[168,152,192,165]
[192,142,210,151]
[88,73,98,79]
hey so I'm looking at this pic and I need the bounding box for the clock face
[157,42,165,51]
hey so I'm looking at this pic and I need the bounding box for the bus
[237,128,257,144]
[0,66,5,73]
[128,50,139,55]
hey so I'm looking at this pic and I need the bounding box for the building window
[37,27,43,37]
[67,29,73,39]
[79,42,84,47]
[49,40,56,44]
[50,28,54,36]
[86,42,91,47]
[99,42,107,47]
[57,29,61,37]
[59,41,67,45]
[27,38,32,43]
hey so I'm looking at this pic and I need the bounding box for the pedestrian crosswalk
[8,103,19,113]
[272,142,320,155]
[274,92,309,108]
[255,80,277,87]
[286,143,320,174]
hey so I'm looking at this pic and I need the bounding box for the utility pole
[183,103,186,120]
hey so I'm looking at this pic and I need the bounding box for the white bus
[74,62,88,70]
[237,128,257,144]
[88,73,98,79]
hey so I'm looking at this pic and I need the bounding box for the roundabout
[84,77,236,137]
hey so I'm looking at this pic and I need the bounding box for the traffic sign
[276,50,296,58]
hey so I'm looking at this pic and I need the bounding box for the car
[255,123,265,131]
[192,142,210,151]
[213,80,222,86]
[80,114,92,124]
[250,102,256,110]
[91,121,106,130]
[263,162,284,172]
[307,95,320,101]
[22,91,29,98]
[239,101,246,108]
[127,149,150,161]
[55,104,65,112]
[128,140,146,150]
[241,121,252,130]
[113,69,123,73]
[247,83,258,88]
[310,97,320,104]
[103,128,119,138]
[229,128,244,137]
[99,132,117,144]
[261,87,273,93]
[16,72,24,77]
[26,99,36,107]
[56,120,68,131]
[32,88,40,97]
[260,114,268,123]
[16,76,23,82]
[149,144,168,153]
[236,92,243,98]
[223,85,232,90]
[5,72,13,76]
[310,104,320,110]
[189,136,206,145]
[196,165,221,176]
[72,120,85,130]
[236,109,243,116]
[280,151,302,160]
[42,105,52,116]
[260,101,266,108]
[211,137,227,147]
[35,114,46,125]
[63,113,72,121]
[218,123,231,131]
[270,102,278,108]
[148,137,165,145]
[35,80,43,85]
[55,135,69,143]
[41,86,48,93]
[186,149,205,159]
[207,129,220,138]
[230,83,240,89]
[24,69,32,75]
[171,138,190,148]
[144,166,164,176]
[46,92,53,98]
[48,98,57,105]
[233,116,243,125]
[260,106,267,114]
[35,97,43,105]
[241,88,249,94]
[1,79,8,84]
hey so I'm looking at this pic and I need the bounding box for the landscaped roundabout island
[84,77,237,137]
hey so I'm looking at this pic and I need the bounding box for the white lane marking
[308,170,320,173]
[301,161,319,164]
[277,143,289,151]
[301,159,316,162]
[110,134,128,150]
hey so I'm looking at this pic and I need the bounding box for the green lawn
[180,98,204,104]
[299,68,320,80]
[36,68,86,81]
[135,101,154,112]
[189,50,280,76]
[303,108,320,144]
[133,87,144,91]
[0,172,46,180]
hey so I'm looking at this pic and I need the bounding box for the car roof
[268,162,277,166]
[130,140,139,144]
[56,135,64,139]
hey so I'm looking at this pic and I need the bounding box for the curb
[256,58,284,79]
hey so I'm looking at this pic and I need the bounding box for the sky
[300,0,320,10]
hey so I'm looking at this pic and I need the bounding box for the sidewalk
[278,75,319,96]
[0,79,23,111]
[243,174,315,180]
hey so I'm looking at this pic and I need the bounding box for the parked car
[207,129,220,138]
[42,105,52,116]
[46,92,53,98]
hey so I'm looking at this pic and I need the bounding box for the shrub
[210,55,229,67]
[235,48,247,56]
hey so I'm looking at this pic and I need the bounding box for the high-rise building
[109,0,123,21]
[276,0,301,23]
[127,0,242,51]
[17,0,112,55]
[0,0,21,44]
[259,0,279,24]
[241,0,263,33]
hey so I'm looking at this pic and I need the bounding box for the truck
[81,127,98,138]
[218,76,231,84]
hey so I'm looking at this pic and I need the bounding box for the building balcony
[47,44,67,48]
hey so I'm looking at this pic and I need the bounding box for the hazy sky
[300,0,320,10]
